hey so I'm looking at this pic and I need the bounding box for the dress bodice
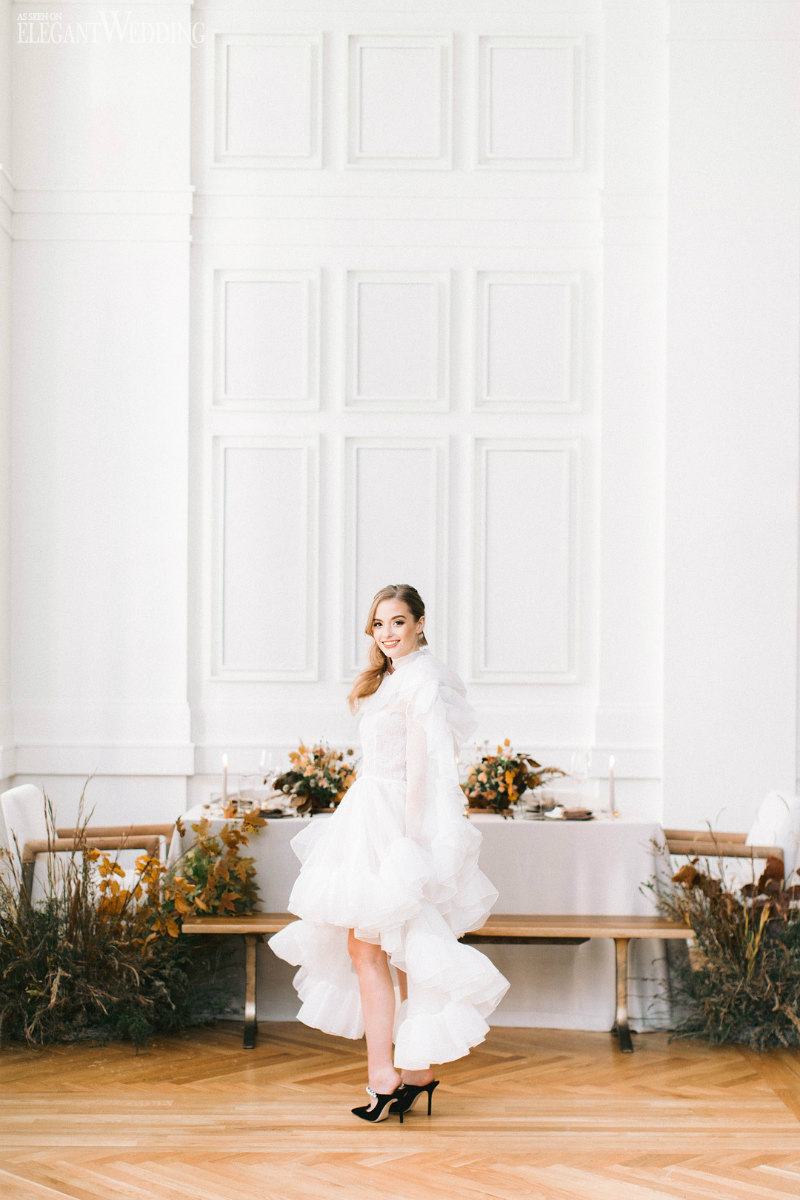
[354,650,476,796]
[359,706,408,783]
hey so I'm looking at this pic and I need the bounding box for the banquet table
[170,807,673,1033]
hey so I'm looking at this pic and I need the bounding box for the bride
[269,584,508,1122]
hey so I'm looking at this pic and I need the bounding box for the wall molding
[210,436,320,681]
[473,269,582,411]
[345,269,450,410]
[9,187,195,242]
[213,268,320,409]
[477,35,585,170]
[347,34,452,170]
[12,188,195,214]
[343,436,449,675]
[471,438,579,684]
[0,167,14,238]
[214,33,322,168]
[12,743,196,777]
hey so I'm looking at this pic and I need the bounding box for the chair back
[1,784,50,871]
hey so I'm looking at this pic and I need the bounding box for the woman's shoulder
[395,649,465,693]
[397,650,476,744]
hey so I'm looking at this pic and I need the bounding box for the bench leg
[612,936,634,1053]
[243,933,258,1049]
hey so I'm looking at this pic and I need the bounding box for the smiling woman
[348,583,429,707]
[371,596,424,662]
[269,583,508,1123]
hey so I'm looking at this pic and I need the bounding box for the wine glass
[568,749,591,804]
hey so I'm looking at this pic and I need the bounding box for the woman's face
[371,598,424,661]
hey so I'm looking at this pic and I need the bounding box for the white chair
[1,784,175,907]
[665,791,800,888]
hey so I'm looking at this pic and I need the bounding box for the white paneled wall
[0,0,11,788]
[8,0,195,823]
[217,271,319,408]
[214,438,318,679]
[3,0,799,834]
[344,439,447,673]
[474,440,576,682]
[477,36,582,167]
[189,0,612,809]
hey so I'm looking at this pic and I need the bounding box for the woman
[270,585,508,1122]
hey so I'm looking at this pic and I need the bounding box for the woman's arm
[405,712,428,841]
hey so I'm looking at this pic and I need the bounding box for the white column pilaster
[663,0,800,828]
[10,3,196,802]
[595,3,668,813]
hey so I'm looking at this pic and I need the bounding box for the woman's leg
[392,966,435,1088]
[348,930,401,1099]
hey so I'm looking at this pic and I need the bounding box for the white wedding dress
[269,648,509,1069]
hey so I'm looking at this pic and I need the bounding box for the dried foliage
[274,741,357,814]
[462,739,565,815]
[160,813,265,927]
[0,798,265,1049]
[650,847,800,1050]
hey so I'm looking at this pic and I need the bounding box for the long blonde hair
[348,584,427,712]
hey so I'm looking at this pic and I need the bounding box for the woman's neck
[388,647,426,672]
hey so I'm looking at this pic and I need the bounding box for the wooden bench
[181,911,693,1053]
[462,913,693,1053]
[182,913,292,1048]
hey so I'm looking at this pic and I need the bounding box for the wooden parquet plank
[2,1023,800,1200]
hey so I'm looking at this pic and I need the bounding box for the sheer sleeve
[405,711,429,841]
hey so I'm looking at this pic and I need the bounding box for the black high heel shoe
[390,1080,439,1122]
[351,1085,403,1123]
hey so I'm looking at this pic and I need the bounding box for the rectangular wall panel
[474,440,577,681]
[213,439,318,679]
[348,35,451,168]
[215,270,319,408]
[215,35,321,166]
[478,37,583,168]
[344,439,448,673]
[346,271,449,409]
[475,271,580,410]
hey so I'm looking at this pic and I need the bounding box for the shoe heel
[426,1080,439,1115]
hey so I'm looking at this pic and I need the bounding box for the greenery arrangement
[0,799,265,1049]
[651,849,800,1050]
[462,739,565,816]
[274,741,357,814]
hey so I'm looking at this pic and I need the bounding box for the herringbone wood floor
[1,1022,800,1200]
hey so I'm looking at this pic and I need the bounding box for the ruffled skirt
[269,775,509,1069]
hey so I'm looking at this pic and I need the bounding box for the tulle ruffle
[269,774,508,1068]
[268,650,509,1069]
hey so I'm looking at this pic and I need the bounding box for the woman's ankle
[369,1068,401,1094]
[400,1069,434,1086]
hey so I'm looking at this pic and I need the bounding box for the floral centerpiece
[462,739,564,816]
[274,742,357,815]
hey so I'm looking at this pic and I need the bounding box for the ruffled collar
[388,647,429,672]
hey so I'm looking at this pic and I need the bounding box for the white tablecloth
[170,808,672,1033]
